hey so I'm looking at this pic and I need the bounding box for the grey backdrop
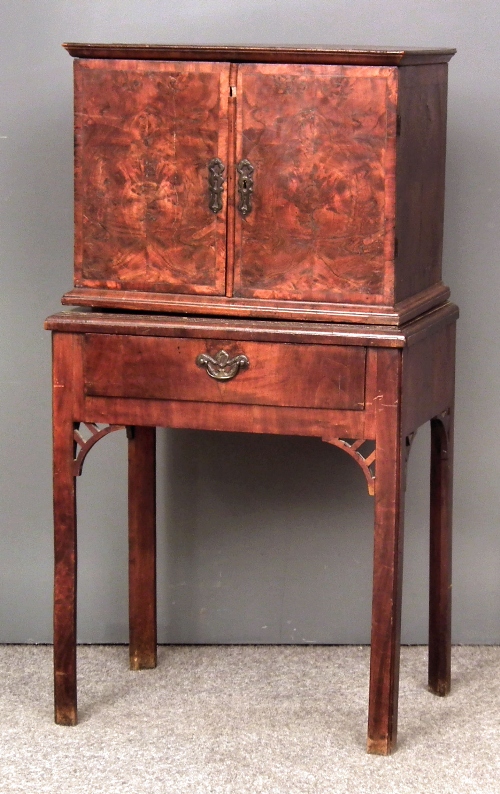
[1,0,499,645]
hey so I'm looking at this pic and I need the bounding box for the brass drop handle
[196,350,249,381]
[208,157,225,213]
[237,159,254,216]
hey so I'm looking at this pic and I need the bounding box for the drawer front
[84,334,366,411]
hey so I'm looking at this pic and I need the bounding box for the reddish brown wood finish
[234,63,397,304]
[87,399,368,442]
[63,43,456,66]
[62,282,451,325]
[52,333,78,726]
[128,426,157,670]
[48,305,457,753]
[395,64,449,303]
[63,46,454,325]
[83,334,367,410]
[74,59,230,295]
[401,320,456,438]
[366,347,406,755]
[428,408,453,696]
[47,302,458,347]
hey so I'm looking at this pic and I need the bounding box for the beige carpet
[1,645,499,793]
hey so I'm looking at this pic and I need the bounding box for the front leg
[367,348,405,755]
[128,426,157,670]
[53,334,78,726]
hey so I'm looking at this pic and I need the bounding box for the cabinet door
[233,63,397,305]
[74,59,230,295]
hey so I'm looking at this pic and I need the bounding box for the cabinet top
[63,43,456,66]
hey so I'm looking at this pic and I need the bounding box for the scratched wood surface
[395,64,449,303]
[83,334,367,411]
[64,43,457,67]
[74,59,230,295]
[48,306,457,750]
[233,64,398,304]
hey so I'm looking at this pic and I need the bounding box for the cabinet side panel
[233,63,397,305]
[74,59,230,295]
[395,64,449,303]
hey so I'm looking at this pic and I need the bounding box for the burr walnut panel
[63,45,453,325]
[74,59,230,295]
[233,64,398,304]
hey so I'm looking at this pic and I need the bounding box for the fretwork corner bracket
[73,422,126,476]
[322,437,376,496]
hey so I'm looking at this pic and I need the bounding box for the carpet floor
[0,645,499,793]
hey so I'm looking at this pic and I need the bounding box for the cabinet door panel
[75,59,230,295]
[233,63,397,304]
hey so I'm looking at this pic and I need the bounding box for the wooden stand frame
[47,303,456,754]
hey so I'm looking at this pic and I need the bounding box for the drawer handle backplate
[196,350,249,381]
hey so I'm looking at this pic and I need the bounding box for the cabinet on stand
[47,44,457,754]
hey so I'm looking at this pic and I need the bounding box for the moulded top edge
[62,43,456,65]
[44,303,458,347]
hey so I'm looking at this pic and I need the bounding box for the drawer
[84,334,366,411]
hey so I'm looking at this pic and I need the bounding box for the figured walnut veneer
[49,43,457,757]
[74,60,230,295]
[63,45,454,325]
[233,64,397,303]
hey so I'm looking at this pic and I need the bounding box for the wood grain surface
[61,281,451,325]
[66,50,453,324]
[52,333,78,726]
[395,64,449,303]
[233,64,397,304]
[48,305,457,752]
[64,43,456,66]
[74,59,230,294]
[128,426,157,671]
[83,334,367,411]
[46,302,459,348]
[367,347,405,755]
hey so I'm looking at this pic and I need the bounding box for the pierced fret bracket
[73,423,126,476]
[322,437,376,496]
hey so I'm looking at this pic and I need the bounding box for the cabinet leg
[367,349,405,755]
[428,409,453,696]
[128,426,157,670]
[53,334,78,726]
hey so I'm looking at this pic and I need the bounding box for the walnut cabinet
[62,44,455,324]
[47,43,458,756]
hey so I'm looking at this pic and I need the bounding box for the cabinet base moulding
[62,282,451,327]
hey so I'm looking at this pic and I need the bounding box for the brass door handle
[208,157,225,213]
[237,159,254,216]
[196,350,249,381]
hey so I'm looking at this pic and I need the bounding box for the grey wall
[1,0,499,644]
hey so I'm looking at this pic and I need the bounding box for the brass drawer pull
[236,159,254,216]
[208,157,225,213]
[196,349,249,381]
